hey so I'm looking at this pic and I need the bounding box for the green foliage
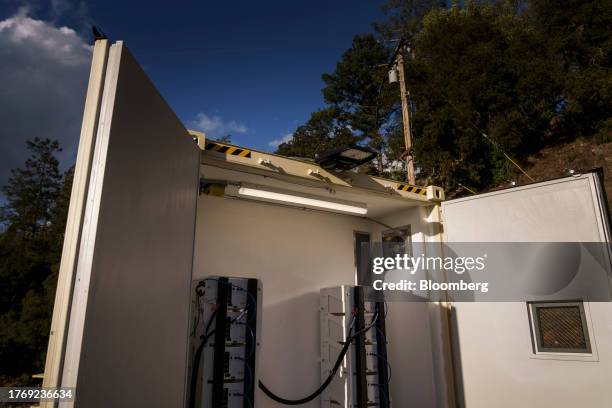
[279,0,610,191]
[594,118,612,144]
[277,34,400,174]
[322,34,400,173]
[276,107,360,158]
[0,139,72,386]
[1,139,62,234]
[407,0,611,190]
[527,0,612,139]
[321,34,394,134]
[404,2,566,189]
[375,0,447,42]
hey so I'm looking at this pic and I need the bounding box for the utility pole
[395,50,415,184]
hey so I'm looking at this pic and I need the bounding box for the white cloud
[190,112,248,138]
[268,133,294,148]
[0,10,91,65]
[0,11,91,185]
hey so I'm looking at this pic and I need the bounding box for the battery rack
[320,286,391,408]
[188,276,261,408]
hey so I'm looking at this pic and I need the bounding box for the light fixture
[315,145,378,173]
[388,67,398,83]
[237,186,368,215]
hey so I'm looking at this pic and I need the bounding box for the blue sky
[0,0,385,183]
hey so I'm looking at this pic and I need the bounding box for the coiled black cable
[258,312,379,405]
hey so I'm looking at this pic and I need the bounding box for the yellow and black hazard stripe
[397,184,427,195]
[205,142,252,158]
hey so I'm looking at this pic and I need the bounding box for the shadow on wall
[449,305,466,408]
[386,301,439,407]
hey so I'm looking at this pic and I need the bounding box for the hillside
[496,139,612,215]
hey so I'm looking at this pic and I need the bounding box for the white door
[442,173,612,408]
[57,41,200,407]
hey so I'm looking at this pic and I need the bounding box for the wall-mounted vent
[528,301,591,354]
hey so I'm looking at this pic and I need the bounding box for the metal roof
[189,130,445,205]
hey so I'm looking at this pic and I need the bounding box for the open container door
[45,40,200,407]
[441,172,612,408]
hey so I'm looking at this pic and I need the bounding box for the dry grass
[515,139,612,214]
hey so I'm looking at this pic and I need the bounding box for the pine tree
[0,139,71,386]
[276,108,360,159]
[1,138,62,235]
[321,34,398,173]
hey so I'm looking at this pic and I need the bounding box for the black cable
[258,331,353,405]
[245,395,254,408]
[353,312,379,338]
[259,313,379,406]
[245,325,256,359]
[204,308,216,335]
[235,356,254,392]
[190,282,207,337]
[188,329,216,408]
[373,383,390,407]
[369,352,392,384]
[188,309,217,408]
[190,295,201,337]
[188,305,249,408]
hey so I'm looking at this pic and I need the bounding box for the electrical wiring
[245,325,256,359]
[372,301,391,406]
[190,287,204,337]
[258,329,354,405]
[224,283,257,323]
[372,383,390,407]
[188,280,214,405]
[232,308,248,323]
[235,356,254,392]
[240,289,258,323]
[190,280,211,337]
[369,352,392,384]
[244,361,254,392]
[259,312,380,405]
[188,310,217,408]
[188,301,249,408]
[353,311,379,338]
[373,303,388,342]
[374,326,388,344]
[232,320,255,359]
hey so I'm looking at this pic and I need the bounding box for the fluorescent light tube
[238,187,367,215]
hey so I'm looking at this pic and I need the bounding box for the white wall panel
[369,206,443,408]
[60,42,200,407]
[194,195,440,407]
[442,174,612,408]
[42,39,109,397]
[194,196,372,408]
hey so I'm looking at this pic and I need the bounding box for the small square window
[382,225,412,258]
[528,301,591,354]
